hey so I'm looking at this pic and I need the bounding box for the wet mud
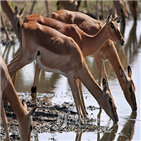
[0,97,106,141]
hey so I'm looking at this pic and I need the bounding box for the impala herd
[0,1,138,141]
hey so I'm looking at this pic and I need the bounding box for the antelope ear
[128,66,132,78]
[27,107,37,117]
[14,6,18,17]
[106,14,112,24]
[120,66,126,81]
[102,78,107,92]
[22,100,27,111]
[50,12,57,18]
[115,16,122,23]
[19,5,26,16]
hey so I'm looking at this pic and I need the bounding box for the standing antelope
[50,9,137,111]
[24,14,124,111]
[0,55,36,141]
[7,15,118,122]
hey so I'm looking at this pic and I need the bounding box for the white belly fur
[36,54,66,77]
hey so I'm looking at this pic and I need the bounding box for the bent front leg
[8,51,37,77]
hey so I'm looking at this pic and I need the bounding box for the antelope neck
[82,24,108,57]
[77,63,104,104]
[4,80,27,119]
[106,41,128,91]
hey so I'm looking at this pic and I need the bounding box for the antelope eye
[129,86,133,93]
[109,98,112,104]
[111,23,115,29]
[130,80,134,86]
[30,124,33,131]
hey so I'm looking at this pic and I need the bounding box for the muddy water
[0,19,141,141]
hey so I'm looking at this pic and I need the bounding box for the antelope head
[120,66,137,111]
[102,78,118,123]
[18,100,36,141]
[105,14,125,46]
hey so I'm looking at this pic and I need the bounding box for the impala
[50,9,137,111]
[0,55,36,141]
[7,13,118,122]
[24,14,124,109]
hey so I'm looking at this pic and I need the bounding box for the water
[0,19,141,141]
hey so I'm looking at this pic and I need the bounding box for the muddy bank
[0,96,108,141]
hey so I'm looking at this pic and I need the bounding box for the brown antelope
[24,14,124,109]
[50,9,137,111]
[7,11,118,122]
[0,55,36,141]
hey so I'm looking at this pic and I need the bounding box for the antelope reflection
[117,112,137,141]
[75,132,82,141]
[124,21,138,64]
[97,112,137,141]
[118,20,138,70]
[98,124,118,141]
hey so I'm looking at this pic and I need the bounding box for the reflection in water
[97,109,102,141]
[31,112,137,141]
[38,71,61,94]
[117,112,137,141]
[117,20,139,70]
[32,132,39,141]
[14,63,61,94]
[75,132,82,141]
[96,109,118,141]
[124,21,138,65]
[94,111,137,141]
[89,112,136,141]
[99,124,118,141]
